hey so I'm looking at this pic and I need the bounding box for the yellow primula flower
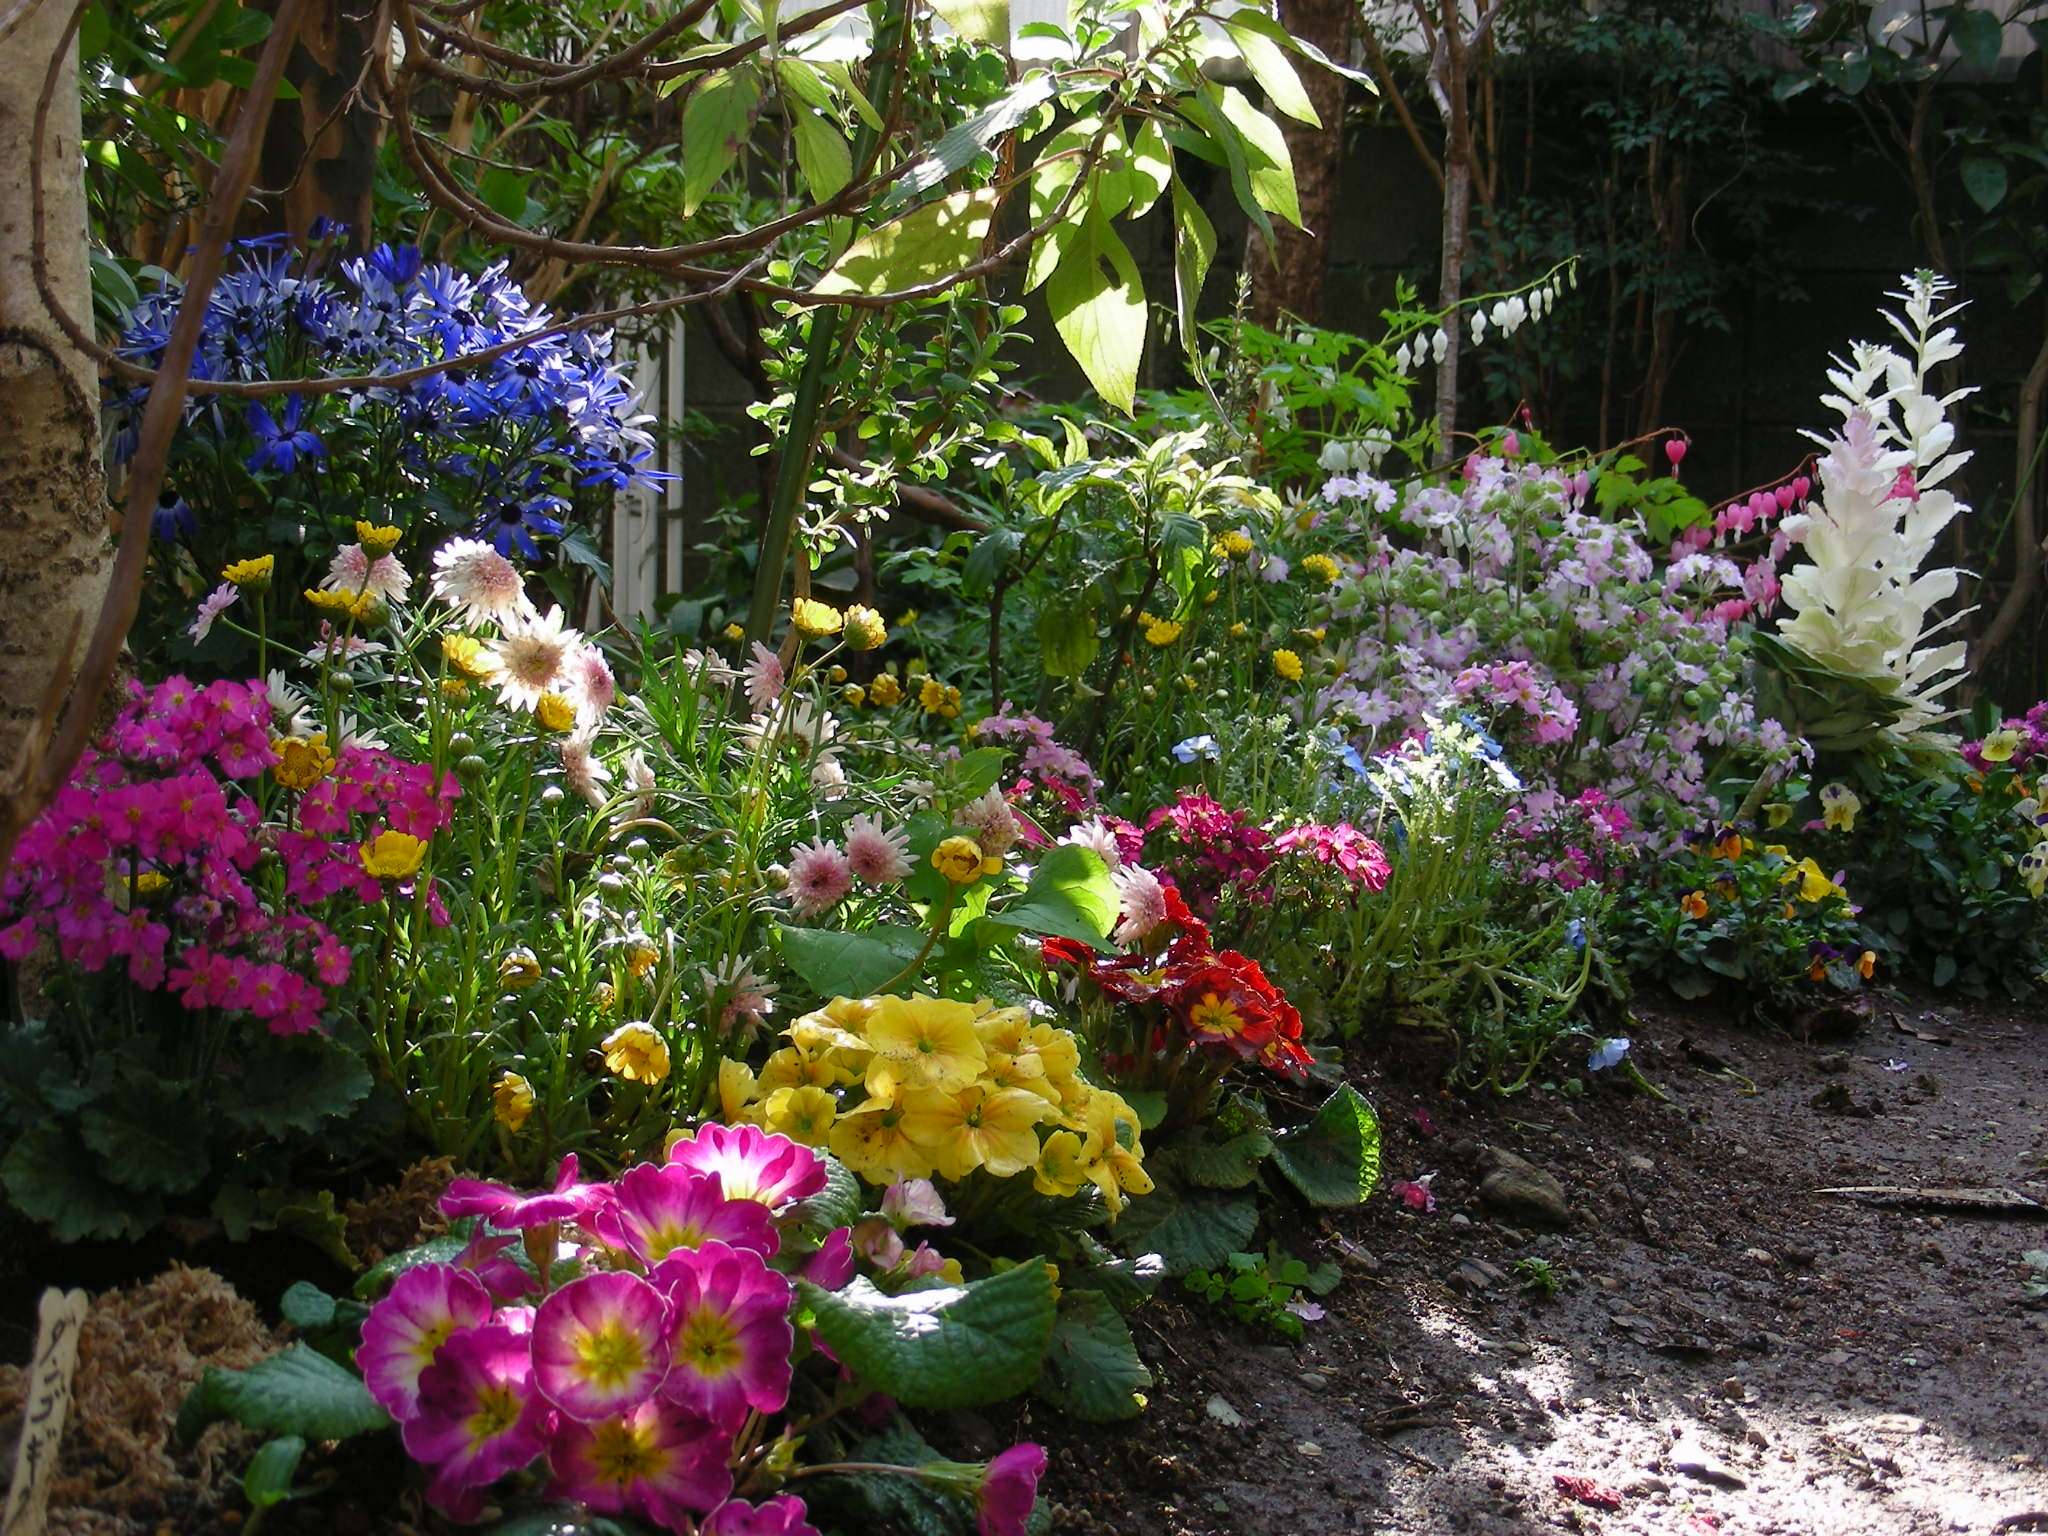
[534,692,577,732]
[1300,553,1340,585]
[792,598,843,638]
[600,1021,671,1084]
[863,994,986,1097]
[355,520,402,556]
[718,1058,760,1124]
[759,1045,850,1095]
[493,1071,535,1132]
[1033,1129,1092,1198]
[1272,648,1304,682]
[844,604,888,651]
[930,836,985,885]
[223,554,275,590]
[1079,1095,1152,1217]
[763,1084,837,1145]
[829,1100,937,1184]
[359,829,428,880]
[899,1083,1052,1180]
[272,733,334,791]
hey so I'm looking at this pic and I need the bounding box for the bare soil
[1029,993,2048,1536]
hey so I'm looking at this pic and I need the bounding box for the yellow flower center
[575,1322,647,1390]
[589,1419,663,1487]
[676,1306,742,1379]
[466,1384,523,1448]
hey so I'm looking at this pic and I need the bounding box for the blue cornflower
[245,395,324,473]
[152,488,195,540]
[367,243,424,288]
[1457,712,1506,760]
[1173,734,1220,764]
[480,494,566,559]
[1586,1037,1630,1072]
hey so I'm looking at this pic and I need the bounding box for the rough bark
[1245,0,1355,328]
[1969,324,2048,672]
[0,0,112,815]
[252,0,386,246]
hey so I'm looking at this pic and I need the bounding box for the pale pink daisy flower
[561,732,613,807]
[323,543,412,605]
[1111,863,1168,947]
[189,582,239,644]
[302,623,389,668]
[785,837,852,918]
[565,644,617,725]
[700,957,778,1038]
[431,537,532,625]
[485,605,582,711]
[744,643,785,714]
[1059,817,1123,869]
[958,787,1019,857]
[618,747,657,817]
[844,814,911,884]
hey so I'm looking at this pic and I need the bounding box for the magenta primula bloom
[588,1163,779,1265]
[649,1240,795,1428]
[978,1443,1048,1536]
[801,1226,855,1289]
[401,1322,551,1518]
[442,1153,603,1230]
[452,1228,538,1301]
[666,1124,825,1209]
[548,1400,732,1527]
[531,1271,673,1422]
[358,1264,493,1421]
[704,1495,823,1536]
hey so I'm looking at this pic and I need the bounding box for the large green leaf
[177,1344,390,1445]
[222,1034,373,1135]
[929,0,1008,43]
[1035,1291,1151,1422]
[1221,15,1319,125]
[1168,176,1215,366]
[792,107,853,201]
[78,1076,211,1194]
[1171,1131,1274,1191]
[1116,1187,1257,1275]
[1,1124,161,1241]
[797,1263,1058,1409]
[1035,591,1100,678]
[1951,5,2003,70]
[778,923,927,998]
[1218,85,1302,228]
[681,68,762,216]
[901,73,1055,198]
[1270,1083,1381,1207]
[1047,215,1146,414]
[985,844,1114,946]
[814,188,1000,298]
[243,1437,306,1512]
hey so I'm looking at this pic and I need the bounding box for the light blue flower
[1565,918,1587,952]
[1586,1036,1630,1072]
[1173,734,1220,764]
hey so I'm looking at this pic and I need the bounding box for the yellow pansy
[1819,783,1860,831]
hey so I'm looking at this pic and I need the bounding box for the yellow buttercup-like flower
[723,622,746,642]
[223,554,275,590]
[792,598,844,638]
[1272,648,1303,682]
[359,830,429,880]
[600,1021,671,1084]
[868,673,903,708]
[1142,615,1182,647]
[305,587,381,621]
[1300,553,1341,585]
[899,1083,1052,1181]
[534,692,577,732]
[930,835,986,885]
[623,942,660,979]
[493,1071,536,1132]
[131,870,171,898]
[1229,621,1249,639]
[499,948,542,991]
[763,1085,837,1145]
[842,683,867,708]
[1213,529,1254,561]
[272,733,334,791]
[844,604,888,651]
[355,520,402,556]
[442,633,493,679]
[863,994,986,1097]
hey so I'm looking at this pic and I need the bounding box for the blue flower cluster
[113,236,662,558]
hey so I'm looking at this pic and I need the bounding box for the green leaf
[1116,1188,1258,1275]
[1270,1083,1381,1207]
[477,167,531,223]
[1961,154,2008,211]
[1047,214,1146,414]
[797,1263,1058,1409]
[987,845,1115,946]
[775,57,835,109]
[483,1511,639,1536]
[1,1124,161,1241]
[901,74,1054,199]
[1951,5,2003,71]
[78,1076,211,1194]
[243,1436,305,1510]
[1221,16,1319,125]
[353,1230,472,1300]
[805,1423,966,1536]
[1126,118,1172,218]
[682,68,761,216]
[778,923,927,997]
[178,1344,390,1446]
[278,1282,338,1332]
[1219,85,1302,228]
[929,0,1008,44]
[222,1034,373,1134]
[1035,592,1100,678]
[787,1152,863,1236]
[1035,1291,1150,1421]
[1169,176,1216,365]
[814,188,1000,298]
[1173,1131,1275,1190]
[792,108,853,201]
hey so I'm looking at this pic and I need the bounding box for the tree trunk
[252,0,386,247]
[0,0,112,815]
[1434,146,1472,456]
[1969,323,2048,672]
[1245,0,1354,328]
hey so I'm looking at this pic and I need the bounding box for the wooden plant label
[2,1289,88,1536]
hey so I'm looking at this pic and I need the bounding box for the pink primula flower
[666,1124,826,1209]
[979,1443,1049,1536]
[802,1227,856,1290]
[651,1240,795,1429]
[442,1153,604,1230]
[587,1162,780,1265]
[532,1271,673,1422]
[548,1399,732,1526]
[357,1264,493,1421]
[401,1321,551,1520]
[704,1495,824,1536]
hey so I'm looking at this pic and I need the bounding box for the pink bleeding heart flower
[704,1495,824,1536]
[358,1264,493,1421]
[401,1321,551,1519]
[1390,1178,1437,1213]
[650,1239,795,1429]
[979,1443,1049,1536]
[441,1153,604,1230]
[666,1124,826,1209]
[531,1271,672,1422]
[547,1400,732,1526]
[588,1162,780,1264]
[1665,437,1687,469]
[1775,483,1796,510]
[802,1227,855,1289]
[1792,474,1812,501]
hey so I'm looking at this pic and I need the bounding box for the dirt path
[1034,996,2048,1535]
